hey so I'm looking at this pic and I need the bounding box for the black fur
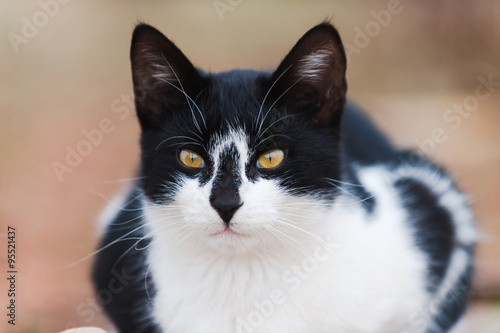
[395,176,455,292]
[341,101,399,165]
[92,22,473,333]
[430,263,473,333]
[210,144,244,224]
[92,189,160,333]
[132,23,348,204]
[393,167,474,333]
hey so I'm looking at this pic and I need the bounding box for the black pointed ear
[130,24,202,129]
[270,23,347,127]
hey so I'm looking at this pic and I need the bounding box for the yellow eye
[257,149,285,169]
[179,149,205,168]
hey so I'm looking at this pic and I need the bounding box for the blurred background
[1,0,499,332]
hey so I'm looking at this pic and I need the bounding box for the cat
[92,22,476,333]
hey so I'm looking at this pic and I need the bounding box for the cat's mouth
[210,226,246,237]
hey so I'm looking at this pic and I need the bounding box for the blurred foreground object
[60,328,107,333]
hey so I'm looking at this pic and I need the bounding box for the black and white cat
[92,23,475,333]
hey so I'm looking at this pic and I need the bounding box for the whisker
[86,189,147,213]
[168,141,205,148]
[169,228,195,249]
[65,206,186,267]
[156,136,203,151]
[255,133,292,149]
[255,114,294,141]
[326,178,366,188]
[257,74,302,137]
[264,223,311,255]
[187,129,204,142]
[272,217,328,247]
[161,53,207,131]
[256,65,292,134]
[263,225,294,253]
[326,179,375,205]
[58,222,151,269]
[99,176,148,184]
[111,220,186,269]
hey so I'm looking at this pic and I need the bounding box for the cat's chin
[203,226,260,254]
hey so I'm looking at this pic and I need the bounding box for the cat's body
[92,23,475,333]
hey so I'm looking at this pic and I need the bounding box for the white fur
[121,129,475,333]
[391,165,476,246]
[99,129,474,332]
[297,48,333,81]
[149,63,174,84]
[139,48,175,84]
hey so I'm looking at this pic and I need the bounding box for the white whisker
[257,74,302,137]
[156,136,203,151]
[256,65,291,135]
[161,53,207,131]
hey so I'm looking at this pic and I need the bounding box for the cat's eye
[256,149,285,169]
[179,149,205,168]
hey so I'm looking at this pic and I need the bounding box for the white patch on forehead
[209,129,250,183]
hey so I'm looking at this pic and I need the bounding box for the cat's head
[131,23,347,254]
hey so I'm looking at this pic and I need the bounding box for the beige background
[1,0,499,332]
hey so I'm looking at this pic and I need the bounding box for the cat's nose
[210,146,243,225]
[209,195,243,225]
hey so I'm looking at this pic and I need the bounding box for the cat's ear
[130,24,202,128]
[270,23,347,127]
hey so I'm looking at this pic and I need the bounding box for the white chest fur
[146,170,431,333]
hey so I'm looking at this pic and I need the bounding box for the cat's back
[341,102,399,165]
[340,103,476,332]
